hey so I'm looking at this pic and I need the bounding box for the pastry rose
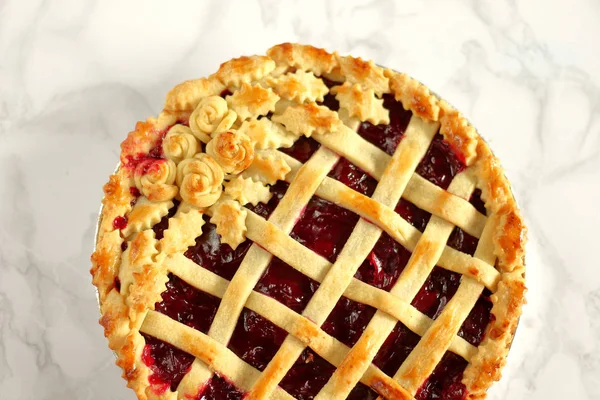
[176,154,224,208]
[189,96,229,143]
[206,131,254,175]
[134,159,178,202]
[162,124,200,164]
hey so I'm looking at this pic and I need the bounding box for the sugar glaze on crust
[91,43,526,400]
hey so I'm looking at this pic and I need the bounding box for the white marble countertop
[1,0,599,399]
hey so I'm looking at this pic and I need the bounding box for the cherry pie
[91,43,526,400]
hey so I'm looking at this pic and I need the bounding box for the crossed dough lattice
[92,44,526,400]
[134,112,497,400]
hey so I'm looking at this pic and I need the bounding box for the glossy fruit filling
[198,375,243,400]
[140,87,493,399]
[229,309,287,371]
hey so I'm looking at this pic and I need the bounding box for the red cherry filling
[141,275,221,392]
[416,134,466,189]
[122,126,169,172]
[447,189,486,257]
[136,82,493,398]
[198,375,243,400]
[228,309,287,371]
[395,198,432,232]
[412,267,462,319]
[354,231,412,291]
[279,348,334,399]
[348,383,379,399]
[141,335,195,393]
[184,218,253,281]
[130,186,141,198]
[255,258,319,313]
[448,226,479,256]
[318,78,342,111]
[280,136,321,163]
[357,93,413,155]
[322,297,377,347]
[113,276,121,292]
[245,180,288,220]
[416,352,468,400]
[279,348,380,399]
[321,296,376,347]
[374,322,421,376]
[328,158,378,196]
[290,196,359,263]
[469,189,486,215]
[459,289,493,346]
[155,274,220,333]
[152,200,179,239]
[112,216,128,230]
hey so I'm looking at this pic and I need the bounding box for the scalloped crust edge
[91,43,526,400]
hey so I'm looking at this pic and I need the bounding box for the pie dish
[91,43,527,400]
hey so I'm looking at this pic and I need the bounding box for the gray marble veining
[0,0,599,399]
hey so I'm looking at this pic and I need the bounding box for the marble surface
[0,0,599,399]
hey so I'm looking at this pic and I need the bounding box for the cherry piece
[357,94,413,155]
[416,134,466,190]
[255,258,319,313]
[185,219,253,281]
[322,297,376,347]
[290,196,359,263]
[416,352,468,400]
[197,374,243,400]
[328,158,377,197]
[154,274,220,334]
[141,335,195,393]
[280,136,321,163]
[373,322,421,376]
[228,309,287,371]
[354,232,412,292]
[411,267,461,319]
[279,348,335,399]
[112,216,128,230]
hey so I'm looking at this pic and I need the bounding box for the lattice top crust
[91,43,526,400]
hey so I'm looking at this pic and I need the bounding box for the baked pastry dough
[237,118,296,150]
[209,199,248,250]
[272,103,342,137]
[176,154,224,208]
[134,159,178,202]
[92,43,526,400]
[189,96,230,143]
[331,82,390,125]
[224,176,272,206]
[206,130,255,175]
[162,124,200,164]
[226,83,280,121]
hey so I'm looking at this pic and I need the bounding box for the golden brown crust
[162,124,200,164]
[92,43,526,400]
[92,171,132,302]
[215,55,276,88]
[331,82,390,125]
[267,43,338,76]
[272,102,342,137]
[266,70,329,103]
[438,101,479,166]
[336,54,389,96]
[226,83,280,120]
[385,70,440,121]
[205,131,255,175]
[176,153,224,208]
[164,76,225,112]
